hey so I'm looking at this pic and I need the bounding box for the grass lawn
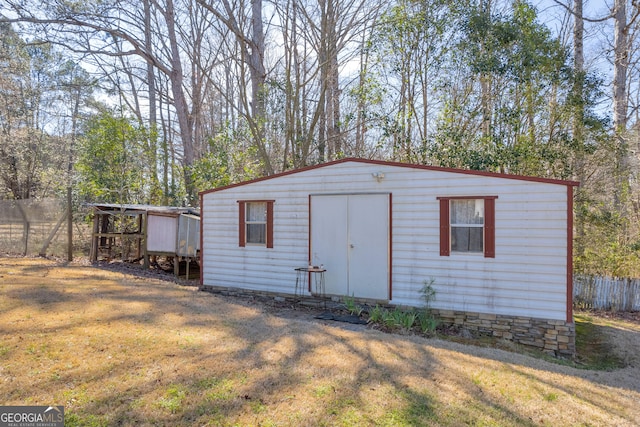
[1,257,639,426]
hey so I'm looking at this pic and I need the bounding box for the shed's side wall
[201,161,569,321]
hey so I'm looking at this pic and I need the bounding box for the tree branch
[552,0,613,23]
[0,14,171,77]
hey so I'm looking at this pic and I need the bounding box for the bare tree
[2,0,218,201]
[197,0,273,174]
[276,0,322,167]
[612,0,640,208]
[554,0,640,205]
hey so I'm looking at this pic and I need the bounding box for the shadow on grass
[574,313,627,371]
[2,258,639,426]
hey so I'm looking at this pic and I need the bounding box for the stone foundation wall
[200,285,337,308]
[201,285,576,358]
[431,309,575,357]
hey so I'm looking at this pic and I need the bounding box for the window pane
[451,226,483,252]
[246,224,266,244]
[246,202,266,222]
[451,200,484,225]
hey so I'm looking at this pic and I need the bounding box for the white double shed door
[310,193,390,301]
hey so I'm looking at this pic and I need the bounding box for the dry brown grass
[1,257,640,426]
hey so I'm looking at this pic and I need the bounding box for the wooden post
[67,187,73,261]
[136,214,142,260]
[120,212,126,262]
[90,212,100,262]
[142,212,149,268]
[16,202,30,256]
[23,219,30,255]
[100,214,110,253]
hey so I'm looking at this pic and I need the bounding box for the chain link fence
[0,198,90,258]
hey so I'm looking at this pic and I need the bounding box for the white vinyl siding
[201,161,571,321]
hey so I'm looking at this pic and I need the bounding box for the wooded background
[1,0,639,276]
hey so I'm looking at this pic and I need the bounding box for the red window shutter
[266,201,274,248]
[238,201,246,247]
[439,198,450,256]
[484,198,495,258]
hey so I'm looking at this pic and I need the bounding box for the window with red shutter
[438,196,496,258]
[238,200,274,248]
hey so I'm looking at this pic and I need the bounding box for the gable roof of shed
[199,157,579,196]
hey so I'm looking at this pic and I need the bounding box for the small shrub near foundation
[362,279,439,336]
[368,305,385,323]
[343,295,364,316]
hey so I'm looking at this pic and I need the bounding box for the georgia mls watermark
[0,406,64,427]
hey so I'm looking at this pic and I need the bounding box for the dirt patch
[582,309,640,324]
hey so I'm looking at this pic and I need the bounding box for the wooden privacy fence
[574,275,640,311]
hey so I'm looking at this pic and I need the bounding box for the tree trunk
[318,6,328,164]
[613,0,629,209]
[572,0,586,259]
[144,0,160,204]
[325,0,341,160]
[355,28,368,157]
[165,0,196,202]
[67,86,80,262]
[479,1,493,143]
[248,0,273,174]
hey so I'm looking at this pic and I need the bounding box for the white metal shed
[199,158,578,355]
